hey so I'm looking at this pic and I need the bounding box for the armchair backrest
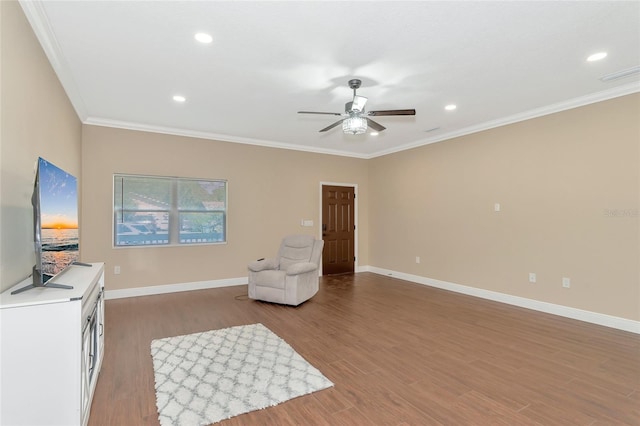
[277,235,324,270]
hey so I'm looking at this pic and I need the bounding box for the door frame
[318,181,358,275]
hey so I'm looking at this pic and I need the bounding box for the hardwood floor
[88,273,640,425]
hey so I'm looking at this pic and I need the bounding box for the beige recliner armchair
[248,235,324,306]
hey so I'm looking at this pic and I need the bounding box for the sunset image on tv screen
[39,158,79,275]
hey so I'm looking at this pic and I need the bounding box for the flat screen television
[12,157,83,295]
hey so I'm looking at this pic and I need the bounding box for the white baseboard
[103,267,639,334]
[104,277,248,300]
[366,266,640,335]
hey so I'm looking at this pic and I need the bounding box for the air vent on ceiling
[599,65,640,82]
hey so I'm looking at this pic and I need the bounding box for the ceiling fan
[298,79,416,135]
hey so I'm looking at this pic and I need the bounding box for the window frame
[113,174,228,248]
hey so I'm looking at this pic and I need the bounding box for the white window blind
[113,174,227,247]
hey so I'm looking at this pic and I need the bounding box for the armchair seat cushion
[247,235,324,306]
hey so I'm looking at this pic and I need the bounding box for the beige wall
[370,94,640,321]
[3,0,638,323]
[81,125,369,290]
[0,1,82,293]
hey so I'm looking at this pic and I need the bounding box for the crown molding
[85,80,639,160]
[368,81,640,158]
[19,0,88,121]
[83,117,371,159]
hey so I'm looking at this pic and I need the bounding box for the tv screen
[12,158,79,295]
[36,157,79,283]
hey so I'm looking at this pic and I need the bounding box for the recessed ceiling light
[587,52,607,62]
[370,131,379,136]
[172,95,186,103]
[445,104,457,111]
[194,32,213,44]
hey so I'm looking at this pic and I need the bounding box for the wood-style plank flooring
[89,273,640,425]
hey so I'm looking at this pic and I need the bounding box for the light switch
[494,203,501,212]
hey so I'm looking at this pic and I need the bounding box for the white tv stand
[0,262,105,426]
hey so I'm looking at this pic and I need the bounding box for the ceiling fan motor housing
[348,79,362,90]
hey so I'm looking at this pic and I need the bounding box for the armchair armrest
[286,262,318,276]
[248,258,279,272]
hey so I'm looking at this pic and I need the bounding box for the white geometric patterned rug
[150,323,334,426]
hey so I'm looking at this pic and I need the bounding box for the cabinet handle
[99,324,104,337]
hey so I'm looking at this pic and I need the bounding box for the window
[113,174,227,247]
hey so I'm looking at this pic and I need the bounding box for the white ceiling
[21,1,640,159]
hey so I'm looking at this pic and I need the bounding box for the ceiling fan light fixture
[343,116,367,135]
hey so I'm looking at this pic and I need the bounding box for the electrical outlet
[562,277,570,288]
[529,272,536,283]
[416,256,421,264]
[114,265,121,275]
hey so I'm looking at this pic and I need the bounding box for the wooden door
[322,185,355,275]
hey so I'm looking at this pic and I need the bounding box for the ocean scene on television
[39,158,79,276]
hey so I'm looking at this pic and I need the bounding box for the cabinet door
[81,322,92,419]
[97,288,105,364]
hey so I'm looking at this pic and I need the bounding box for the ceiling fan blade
[366,118,386,132]
[319,119,345,132]
[368,109,416,116]
[351,95,367,112]
[298,111,342,116]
